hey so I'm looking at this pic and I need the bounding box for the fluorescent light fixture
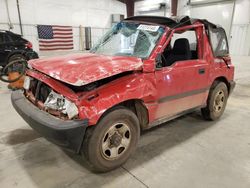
[189,0,234,5]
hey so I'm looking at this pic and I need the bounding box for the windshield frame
[90,21,166,59]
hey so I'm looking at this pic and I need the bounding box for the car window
[171,31,197,51]
[9,34,23,42]
[0,33,3,44]
[161,29,199,67]
[3,34,12,43]
[209,27,229,57]
[91,22,165,59]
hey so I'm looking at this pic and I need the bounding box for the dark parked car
[0,30,38,67]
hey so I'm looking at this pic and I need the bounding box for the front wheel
[201,82,229,120]
[82,107,140,172]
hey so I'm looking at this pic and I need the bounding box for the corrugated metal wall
[230,24,250,56]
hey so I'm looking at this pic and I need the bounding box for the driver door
[155,60,209,119]
[154,26,209,120]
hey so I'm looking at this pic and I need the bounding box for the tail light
[25,41,33,49]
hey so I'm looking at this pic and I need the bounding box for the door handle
[198,68,205,74]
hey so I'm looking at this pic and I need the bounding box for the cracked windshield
[90,22,165,58]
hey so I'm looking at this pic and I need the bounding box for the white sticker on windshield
[137,24,160,32]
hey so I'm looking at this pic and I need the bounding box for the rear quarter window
[3,34,12,43]
[209,27,229,57]
[0,33,11,43]
[9,34,26,43]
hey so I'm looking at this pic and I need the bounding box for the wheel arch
[96,99,149,130]
[212,76,230,93]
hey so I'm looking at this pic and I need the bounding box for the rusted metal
[171,0,178,16]
[125,0,135,17]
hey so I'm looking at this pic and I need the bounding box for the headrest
[173,38,190,55]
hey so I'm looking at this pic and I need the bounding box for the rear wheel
[201,82,228,120]
[82,107,140,172]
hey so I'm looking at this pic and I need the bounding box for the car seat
[164,38,192,66]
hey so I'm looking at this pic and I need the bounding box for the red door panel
[154,59,209,119]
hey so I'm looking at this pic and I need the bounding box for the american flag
[37,25,73,51]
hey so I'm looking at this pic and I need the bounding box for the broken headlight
[44,90,78,119]
[23,76,32,90]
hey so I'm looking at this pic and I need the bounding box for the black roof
[0,30,9,33]
[0,30,21,36]
[125,15,218,29]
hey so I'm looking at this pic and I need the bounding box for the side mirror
[155,53,163,69]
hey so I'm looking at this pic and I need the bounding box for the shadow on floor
[1,128,41,145]
[66,111,217,172]
[10,111,221,187]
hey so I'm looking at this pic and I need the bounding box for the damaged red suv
[12,16,235,172]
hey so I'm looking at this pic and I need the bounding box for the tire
[0,54,27,83]
[201,82,228,120]
[7,54,27,74]
[8,54,26,63]
[82,107,140,172]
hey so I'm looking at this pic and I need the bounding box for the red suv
[12,16,235,172]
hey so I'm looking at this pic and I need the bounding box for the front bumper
[11,90,88,153]
[229,80,236,95]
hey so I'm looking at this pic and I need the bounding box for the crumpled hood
[29,53,143,86]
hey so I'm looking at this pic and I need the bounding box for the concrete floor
[0,55,250,188]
